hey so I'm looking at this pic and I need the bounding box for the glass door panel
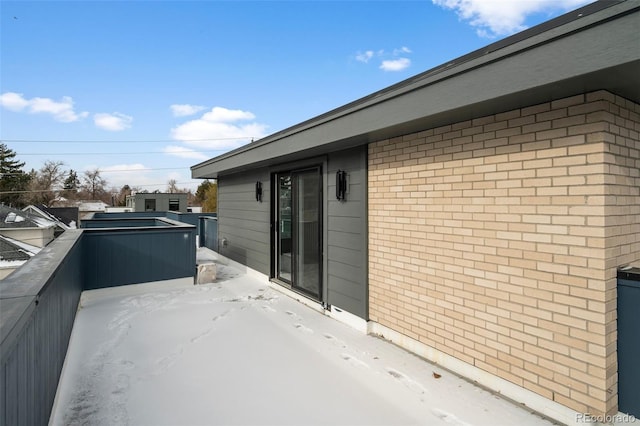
[277,174,292,282]
[293,169,321,299]
[273,167,322,301]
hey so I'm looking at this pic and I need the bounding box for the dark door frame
[271,165,323,302]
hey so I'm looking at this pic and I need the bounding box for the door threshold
[268,279,325,314]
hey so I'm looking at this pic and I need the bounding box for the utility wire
[2,137,256,143]
[0,180,203,195]
[1,167,199,176]
[15,150,223,156]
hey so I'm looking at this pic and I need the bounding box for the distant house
[0,205,56,248]
[76,201,110,220]
[192,2,639,423]
[49,198,110,222]
[125,193,188,213]
[0,235,40,279]
[104,206,133,213]
[22,205,78,237]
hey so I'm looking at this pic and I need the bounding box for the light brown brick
[368,91,639,418]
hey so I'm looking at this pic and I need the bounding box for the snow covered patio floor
[51,249,557,426]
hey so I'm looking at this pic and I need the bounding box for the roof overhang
[192,0,640,179]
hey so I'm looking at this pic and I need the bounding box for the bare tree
[167,179,179,193]
[82,168,107,200]
[26,160,66,205]
[39,160,66,189]
[111,184,133,206]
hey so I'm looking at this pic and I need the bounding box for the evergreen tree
[62,169,80,200]
[195,179,213,205]
[116,184,132,206]
[63,169,80,191]
[194,179,217,211]
[0,143,31,207]
[203,182,217,212]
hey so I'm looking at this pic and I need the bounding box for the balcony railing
[0,216,201,425]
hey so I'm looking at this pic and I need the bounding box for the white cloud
[0,92,29,111]
[355,47,412,72]
[201,107,256,123]
[170,106,268,151]
[380,58,411,72]
[0,92,89,122]
[432,0,591,37]
[170,104,206,117]
[94,112,133,131]
[163,145,209,161]
[393,46,412,55]
[355,50,375,63]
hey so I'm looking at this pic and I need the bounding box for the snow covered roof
[0,205,56,229]
[0,235,40,263]
[22,205,77,230]
[76,201,109,212]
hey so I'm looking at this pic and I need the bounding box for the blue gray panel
[618,268,640,417]
[0,233,83,426]
[82,228,196,290]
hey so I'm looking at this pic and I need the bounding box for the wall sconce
[255,181,263,202]
[336,170,347,201]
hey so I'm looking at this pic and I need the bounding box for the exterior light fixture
[255,181,263,202]
[336,170,347,201]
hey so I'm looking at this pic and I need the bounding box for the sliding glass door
[277,175,292,282]
[275,167,322,301]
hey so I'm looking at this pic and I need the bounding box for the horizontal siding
[222,216,269,233]
[327,216,362,233]
[326,147,368,319]
[218,168,271,275]
[326,274,364,301]
[327,230,362,248]
[327,245,363,268]
[327,192,364,216]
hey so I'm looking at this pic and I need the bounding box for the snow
[2,235,42,255]
[51,250,556,426]
[0,259,28,268]
[4,212,25,223]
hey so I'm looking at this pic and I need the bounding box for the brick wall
[368,90,640,416]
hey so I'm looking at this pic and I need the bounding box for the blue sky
[1,0,591,193]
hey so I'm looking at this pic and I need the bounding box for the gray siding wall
[217,151,368,319]
[327,147,368,319]
[217,168,271,275]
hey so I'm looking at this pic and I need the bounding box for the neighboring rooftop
[23,205,78,229]
[0,235,40,262]
[0,205,56,229]
[0,234,41,279]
